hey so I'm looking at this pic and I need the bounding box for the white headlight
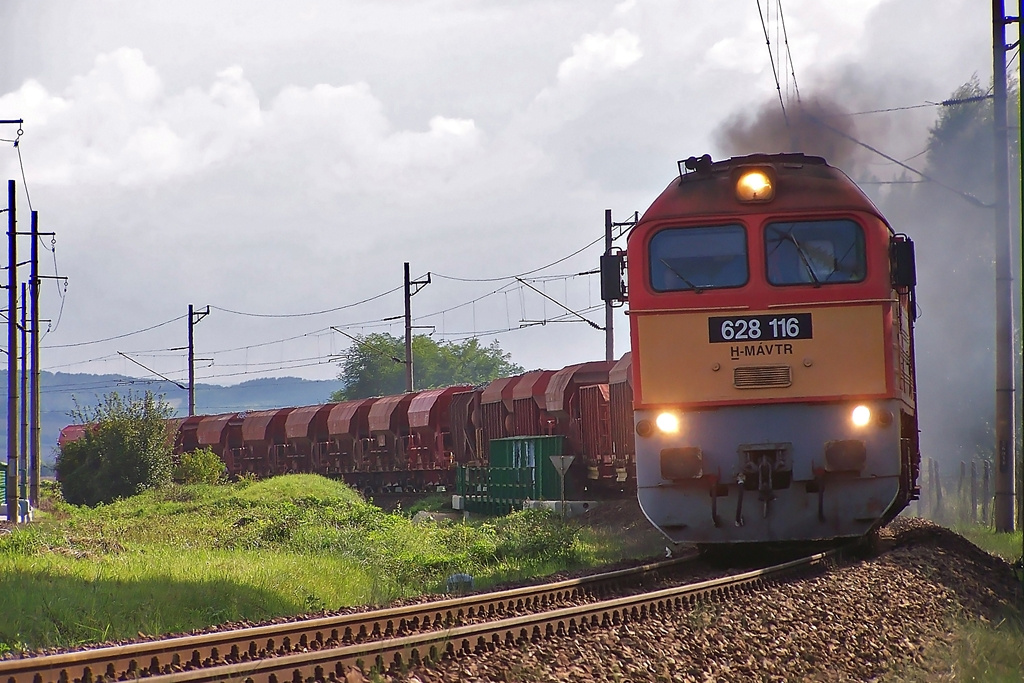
[655,412,680,434]
[851,405,871,427]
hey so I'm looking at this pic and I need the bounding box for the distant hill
[0,371,343,467]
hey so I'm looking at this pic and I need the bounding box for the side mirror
[601,251,626,302]
[890,236,916,290]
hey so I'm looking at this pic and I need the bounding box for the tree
[330,334,524,401]
[924,76,995,195]
[55,391,177,505]
[877,77,1020,469]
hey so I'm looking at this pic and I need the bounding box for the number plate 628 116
[707,313,813,343]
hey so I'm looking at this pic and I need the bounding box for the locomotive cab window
[764,219,866,286]
[649,224,748,293]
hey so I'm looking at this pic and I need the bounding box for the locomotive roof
[637,152,889,229]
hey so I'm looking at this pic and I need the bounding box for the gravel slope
[377,516,1022,683]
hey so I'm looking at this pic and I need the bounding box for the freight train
[59,152,920,546]
[59,359,637,496]
[599,152,920,544]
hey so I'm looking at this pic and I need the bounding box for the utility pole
[18,283,26,512]
[603,210,639,362]
[992,0,1018,531]
[6,180,19,522]
[403,263,431,392]
[29,211,39,508]
[188,304,210,416]
[1019,0,1024,539]
[605,210,614,362]
[404,263,412,392]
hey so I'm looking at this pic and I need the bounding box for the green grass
[948,524,1024,681]
[949,618,1024,682]
[953,524,1023,564]
[0,475,644,652]
[890,516,1024,682]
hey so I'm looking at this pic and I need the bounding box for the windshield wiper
[782,231,821,286]
[659,258,703,293]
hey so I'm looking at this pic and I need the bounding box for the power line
[42,314,187,349]
[43,227,608,376]
[846,103,937,116]
[756,0,789,126]
[15,142,33,213]
[203,326,335,354]
[776,0,801,105]
[432,234,604,283]
[516,277,602,330]
[194,357,339,382]
[117,351,187,390]
[210,284,403,318]
[808,114,992,208]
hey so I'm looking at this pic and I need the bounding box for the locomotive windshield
[649,224,747,293]
[764,219,866,286]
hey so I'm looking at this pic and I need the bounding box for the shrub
[55,391,176,506]
[174,448,226,485]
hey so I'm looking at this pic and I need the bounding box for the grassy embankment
[941,523,1023,682]
[891,517,1023,682]
[0,475,662,653]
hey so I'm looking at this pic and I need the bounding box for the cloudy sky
[0,0,1001,398]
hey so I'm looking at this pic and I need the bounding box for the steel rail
[110,548,838,682]
[0,553,697,683]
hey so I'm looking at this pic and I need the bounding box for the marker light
[655,412,681,434]
[735,169,775,202]
[851,405,871,427]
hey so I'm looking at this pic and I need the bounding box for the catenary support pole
[1016,0,1023,560]
[18,282,26,511]
[605,209,614,362]
[404,262,413,392]
[6,180,18,522]
[187,304,209,416]
[188,304,195,415]
[29,211,39,508]
[992,0,1017,531]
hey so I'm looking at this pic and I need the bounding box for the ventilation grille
[734,365,792,389]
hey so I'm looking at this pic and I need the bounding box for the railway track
[2,548,840,682]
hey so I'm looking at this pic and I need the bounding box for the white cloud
[557,28,642,82]
[0,79,69,126]
[706,37,765,75]
[613,0,638,16]
[2,51,485,191]
[67,47,162,105]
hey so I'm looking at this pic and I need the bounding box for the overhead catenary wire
[432,234,605,282]
[756,0,789,126]
[43,314,188,349]
[808,113,993,208]
[775,0,801,105]
[209,284,403,318]
[2,125,68,341]
[44,216,613,379]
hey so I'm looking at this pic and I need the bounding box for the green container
[457,436,565,514]
[488,436,564,501]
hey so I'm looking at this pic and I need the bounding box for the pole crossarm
[118,351,187,390]
[516,276,603,331]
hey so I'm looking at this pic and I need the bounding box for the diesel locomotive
[58,153,919,546]
[601,153,920,544]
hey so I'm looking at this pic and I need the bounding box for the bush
[174,448,226,485]
[55,391,176,506]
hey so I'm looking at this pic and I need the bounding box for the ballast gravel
[371,518,1022,683]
